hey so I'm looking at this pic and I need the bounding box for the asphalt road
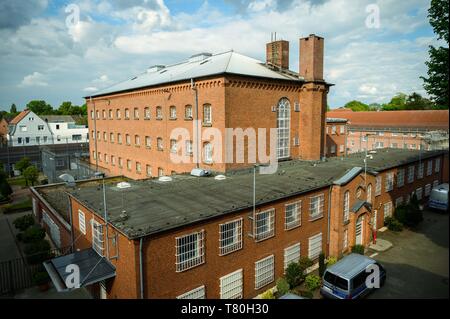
[369,209,449,299]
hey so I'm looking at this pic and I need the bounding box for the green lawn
[2,199,32,213]
[7,176,28,187]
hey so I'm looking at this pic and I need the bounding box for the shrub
[32,271,50,286]
[276,278,290,296]
[319,252,326,277]
[385,216,403,231]
[13,214,35,231]
[305,274,321,291]
[298,256,313,273]
[326,256,337,267]
[260,289,275,299]
[394,203,423,228]
[22,225,46,243]
[285,262,303,289]
[24,239,52,265]
[351,244,365,255]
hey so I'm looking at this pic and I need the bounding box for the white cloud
[83,86,98,92]
[359,84,378,95]
[19,72,48,87]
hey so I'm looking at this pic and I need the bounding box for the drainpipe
[68,195,75,253]
[191,79,200,168]
[90,96,98,172]
[327,184,333,251]
[139,237,144,299]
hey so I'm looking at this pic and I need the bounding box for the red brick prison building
[325,117,348,157]
[85,35,330,179]
[31,148,446,299]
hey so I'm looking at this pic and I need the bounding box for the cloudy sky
[0,0,439,111]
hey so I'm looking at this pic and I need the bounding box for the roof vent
[214,175,226,181]
[191,168,211,177]
[158,176,173,182]
[119,210,129,221]
[189,53,212,63]
[369,150,377,154]
[147,65,165,73]
[117,182,131,189]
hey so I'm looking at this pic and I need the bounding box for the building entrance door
[355,215,364,245]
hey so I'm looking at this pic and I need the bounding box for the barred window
[416,187,423,200]
[203,104,212,124]
[343,191,350,223]
[385,172,394,192]
[145,136,151,148]
[110,132,114,143]
[175,230,205,272]
[157,137,163,150]
[116,109,121,119]
[433,180,439,188]
[427,160,433,176]
[284,243,300,270]
[255,255,274,289]
[425,184,431,197]
[220,269,243,299]
[418,162,424,179]
[177,286,205,299]
[254,209,275,241]
[367,184,372,203]
[384,202,393,219]
[125,108,130,119]
[285,201,301,230]
[397,169,405,187]
[118,157,123,168]
[170,106,177,119]
[170,139,178,153]
[407,165,415,183]
[133,107,139,119]
[146,165,152,177]
[435,158,441,173]
[375,176,382,195]
[185,105,193,119]
[308,233,322,260]
[186,140,193,156]
[156,106,163,119]
[309,194,324,220]
[343,229,348,251]
[219,218,243,256]
[117,133,122,144]
[395,197,403,208]
[78,210,86,235]
[126,134,131,145]
[92,220,104,256]
[136,162,141,173]
[144,107,151,119]
[135,135,140,146]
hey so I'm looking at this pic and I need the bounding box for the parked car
[320,253,386,299]
[428,183,449,212]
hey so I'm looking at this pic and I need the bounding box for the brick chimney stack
[299,34,324,81]
[266,37,289,70]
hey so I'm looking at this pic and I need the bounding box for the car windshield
[430,190,448,202]
[324,272,348,290]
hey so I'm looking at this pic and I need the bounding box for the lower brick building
[31,148,447,299]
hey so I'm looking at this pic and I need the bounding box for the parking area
[369,209,449,299]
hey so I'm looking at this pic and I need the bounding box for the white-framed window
[78,210,86,235]
[170,106,177,119]
[385,172,394,192]
[418,162,424,179]
[397,169,405,187]
[339,145,345,153]
[90,110,94,120]
[330,145,336,154]
[144,107,151,119]
[203,104,212,124]
[157,137,163,150]
[116,109,121,119]
[284,243,300,270]
[340,126,345,134]
[416,187,423,200]
[136,162,141,173]
[109,133,114,143]
[425,184,431,197]
[433,180,439,188]
[111,155,115,166]
[133,107,139,119]
[254,209,275,242]
[177,286,205,299]
[308,233,322,260]
[343,229,348,251]
[135,135,140,146]
[375,175,382,196]
[255,255,274,289]
[367,184,372,203]
[118,157,123,168]
[126,134,131,145]
[146,165,152,177]
[343,191,350,223]
[405,194,410,204]
[331,126,336,134]
[220,269,243,299]
[185,105,193,119]
[170,139,178,153]
[156,106,163,119]
[435,158,441,173]
[127,160,132,171]
[102,110,106,119]
[276,98,290,159]
[407,165,414,183]
[204,143,213,163]
[145,136,151,148]
[175,230,205,272]
[108,109,112,119]
[285,201,301,230]
[427,160,433,176]
[219,218,243,256]
[125,108,130,119]
[309,194,324,220]
[91,219,104,256]
[395,197,403,208]
[383,202,393,219]
[158,167,164,177]
[186,140,193,156]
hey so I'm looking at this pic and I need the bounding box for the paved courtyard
[369,209,449,299]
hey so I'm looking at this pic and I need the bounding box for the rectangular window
[204,143,213,163]
[416,187,423,200]
[435,158,441,173]
[343,229,348,251]
[255,255,274,289]
[219,218,243,256]
[144,107,151,119]
[156,107,162,119]
[170,106,177,119]
[395,197,403,208]
[384,202,393,219]
[308,233,322,260]
[331,126,336,134]
[418,162,424,179]
[375,176,382,196]
[110,133,114,143]
[170,139,178,153]
[78,210,86,235]
[220,269,243,299]
[117,133,122,144]
[309,194,324,220]
[127,160,131,171]
[134,108,139,119]
[397,169,405,187]
[385,172,394,192]
[330,145,336,154]
[254,209,275,242]
[111,155,115,166]
[407,165,414,183]
[146,165,152,177]
[339,145,344,153]
[157,138,163,150]
[118,157,123,168]
[136,162,141,173]
[92,220,104,256]
[126,134,131,145]
[125,108,130,119]
[135,135,140,146]
[186,140,193,156]
[340,126,345,134]
[185,106,193,119]
[425,184,431,197]
[175,230,205,272]
[427,160,433,176]
[145,136,151,148]
[284,243,300,270]
[177,286,205,299]
[285,201,301,230]
[433,180,439,188]
[203,104,212,124]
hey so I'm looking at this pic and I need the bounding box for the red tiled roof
[326,110,449,130]
[9,109,30,125]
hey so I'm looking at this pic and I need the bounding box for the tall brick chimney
[299,34,324,81]
[266,39,289,69]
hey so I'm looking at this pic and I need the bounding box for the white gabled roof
[88,51,303,98]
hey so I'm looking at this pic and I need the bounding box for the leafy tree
[421,0,449,107]
[23,165,39,186]
[10,103,17,114]
[26,100,54,115]
[0,163,13,198]
[405,92,434,110]
[382,93,407,111]
[15,157,31,174]
[344,100,369,111]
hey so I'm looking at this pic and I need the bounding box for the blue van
[320,254,386,299]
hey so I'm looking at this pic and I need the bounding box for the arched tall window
[343,191,350,222]
[367,184,372,203]
[277,98,291,159]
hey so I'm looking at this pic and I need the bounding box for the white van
[428,183,449,212]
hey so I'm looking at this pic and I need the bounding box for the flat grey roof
[34,148,446,239]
